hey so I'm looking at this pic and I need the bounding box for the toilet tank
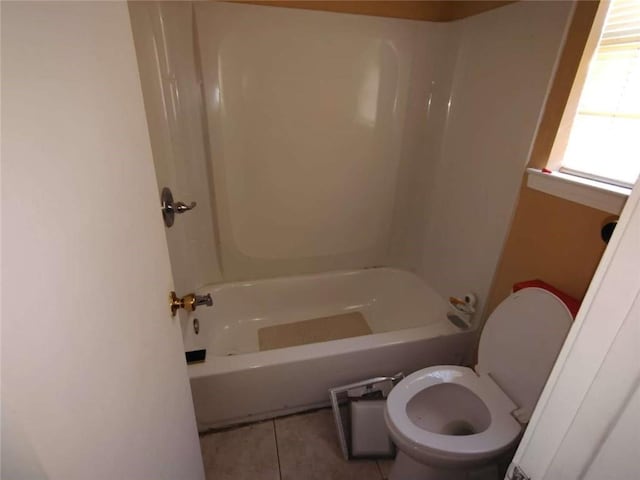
[476,288,573,420]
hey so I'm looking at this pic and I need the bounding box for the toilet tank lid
[476,288,573,420]
[512,279,581,318]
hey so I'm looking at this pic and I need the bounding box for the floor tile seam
[273,419,283,480]
[199,406,333,437]
[199,417,275,437]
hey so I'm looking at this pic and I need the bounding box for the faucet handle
[174,201,197,213]
[161,187,197,228]
[169,292,213,317]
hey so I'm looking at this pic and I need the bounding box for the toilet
[384,287,574,480]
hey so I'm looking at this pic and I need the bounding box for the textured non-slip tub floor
[199,409,392,480]
[257,312,372,351]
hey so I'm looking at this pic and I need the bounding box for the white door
[507,180,640,479]
[1,2,204,480]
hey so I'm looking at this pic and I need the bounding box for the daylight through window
[560,0,640,187]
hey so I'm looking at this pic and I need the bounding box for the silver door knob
[161,187,196,227]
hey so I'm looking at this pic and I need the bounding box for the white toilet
[385,287,574,480]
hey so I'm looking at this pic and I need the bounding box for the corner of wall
[417,0,575,316]
[484,0,603,321]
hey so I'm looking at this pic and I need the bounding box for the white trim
[526,168,629,214]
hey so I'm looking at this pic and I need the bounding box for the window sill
[526,168,630,215]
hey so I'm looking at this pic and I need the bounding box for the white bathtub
[184,268,475,431]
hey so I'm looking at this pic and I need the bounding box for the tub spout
[195,294,213,308]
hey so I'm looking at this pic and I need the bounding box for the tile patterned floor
[200,409,392,480]
[200,421,280,480]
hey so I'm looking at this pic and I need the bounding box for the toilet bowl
[385,287,574,480]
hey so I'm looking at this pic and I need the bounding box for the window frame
[547,1,608,171]
[527,0,635,213]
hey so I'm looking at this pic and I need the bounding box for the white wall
[130,1,574,314]
[1,2,204,479]
[129,1,223,293]
[387,23,460,271]
[195,2,455,281]
[417,1,574,314]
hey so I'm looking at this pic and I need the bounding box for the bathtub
[184,268,475,431]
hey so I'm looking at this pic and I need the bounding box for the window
[555,0,640,188]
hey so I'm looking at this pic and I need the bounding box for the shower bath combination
[185,268,474,430]
[128,0,573,430]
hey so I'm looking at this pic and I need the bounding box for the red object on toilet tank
[512,279,581,318]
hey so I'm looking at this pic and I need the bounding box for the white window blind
[561,0,640,187]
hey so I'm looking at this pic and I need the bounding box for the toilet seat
[385,366,522,466]
[384,288,574,475]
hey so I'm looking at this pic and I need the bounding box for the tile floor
[200,408,393,480]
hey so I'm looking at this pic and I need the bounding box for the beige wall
[486,1,607,316]
[230,1,516,22]
[486,185,608,316]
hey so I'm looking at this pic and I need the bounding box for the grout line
[273,419,283,480]
[198,405,333,437]
[375,460,385,480]
[198,417,274,437]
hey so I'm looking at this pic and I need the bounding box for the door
[1,2,204,480]
[507,180,640,479]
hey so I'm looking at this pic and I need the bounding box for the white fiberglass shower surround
[129,1,573,429]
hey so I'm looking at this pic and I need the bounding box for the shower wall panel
[418,1,574,315]
[195,2,449,280]
[129,1,223,293]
